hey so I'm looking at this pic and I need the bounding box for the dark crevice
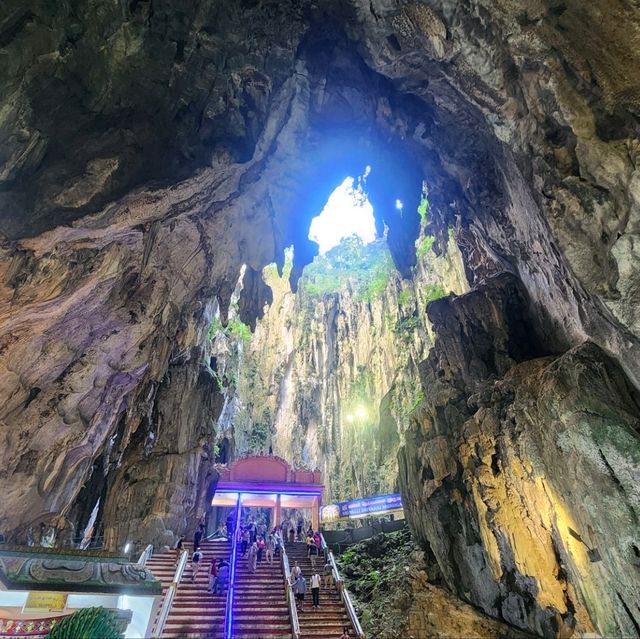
[386,34,401,51]
[616,591,640,637]
[598,448,624,491]
[24,386,41,408]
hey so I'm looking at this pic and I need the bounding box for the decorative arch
[216,454,322,485]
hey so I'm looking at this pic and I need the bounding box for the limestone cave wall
[399,273,640,636]
[215,233,467,502]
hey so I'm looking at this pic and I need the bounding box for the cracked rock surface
[400,274,640,637]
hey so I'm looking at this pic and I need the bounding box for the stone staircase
[232,548,291,638]
[285,542,355,639]
[145,538,230,638]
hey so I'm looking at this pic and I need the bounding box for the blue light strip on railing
[224,493,242,639]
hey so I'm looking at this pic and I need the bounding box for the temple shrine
[211,456,324,531]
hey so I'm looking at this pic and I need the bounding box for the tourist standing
[257,536,265,562]
[247,541,258,573]
[289,525,295,543]
[194,523,204,551]
[191,547,203,582]
[241,527,250,557]
[208,556,218,592]
[266,534,275,564]
[309,538,319,569]
[274,529,283,557]
[291,560,301,581]
[296,517,304,541]
[340,626,350,639]
[310,572,321,608]
[323,559,334,589]
[213,559,229,595]
[174,535,185,566]
[293,573,306,612]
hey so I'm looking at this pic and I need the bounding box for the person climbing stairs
[285,541,355,638]
[146,538,230,638]
[232,545,292,638]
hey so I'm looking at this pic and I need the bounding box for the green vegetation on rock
[424,283,447,304]
[418,195,429,226]
[397,288,413,307]
[208,317,252,342]
[337,529,416,638]
[300,236,394,302]
[416,234,435,258]
[248,409,271,452]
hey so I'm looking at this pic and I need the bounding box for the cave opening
[307,166,376,254]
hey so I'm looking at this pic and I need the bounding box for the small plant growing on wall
[46,607,124,639]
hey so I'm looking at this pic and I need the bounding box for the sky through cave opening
[308,167,376,254]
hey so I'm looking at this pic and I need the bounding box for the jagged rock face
[399,273,640,637]
[0,1,307,238]
[215,237,466,501]
[100,360,222,551]
[347,0,640,355]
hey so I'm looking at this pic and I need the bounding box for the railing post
[137,544,154,566]
[224,493,243,639]
[282,546,300,639]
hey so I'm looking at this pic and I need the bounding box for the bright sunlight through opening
[308,170,376,254]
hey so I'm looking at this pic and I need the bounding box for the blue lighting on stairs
[224,493,243,639]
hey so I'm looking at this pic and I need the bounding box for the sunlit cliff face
[1,1,640,637]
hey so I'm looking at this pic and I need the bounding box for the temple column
[274,494,282,529]
[311,496,319,531]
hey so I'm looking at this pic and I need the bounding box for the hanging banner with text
[321,492,403,522]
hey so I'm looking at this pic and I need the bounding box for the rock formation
[1,1,640,636]
[339,528,532,639]
[215,233,466,502]
[399,273,640,636]
[216,235,466,502]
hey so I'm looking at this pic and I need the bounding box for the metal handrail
[224,495,242,639]
[282,547,301,639]
[152,549,188,638]
[137,544,154,566]
[342,587,365,639]
[320,534,365,639]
